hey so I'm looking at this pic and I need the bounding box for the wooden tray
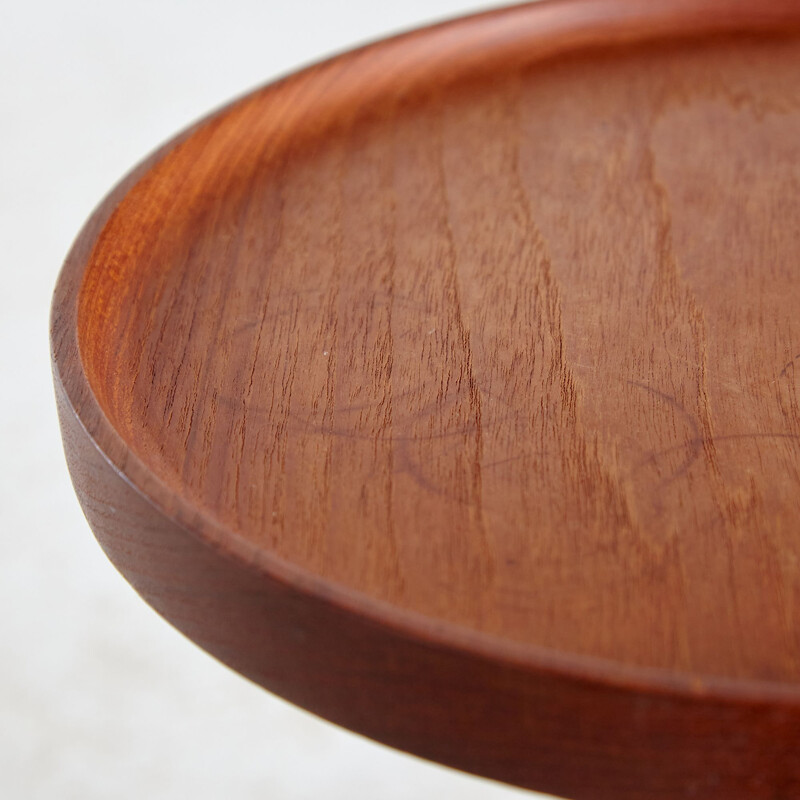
[51,1,800,798]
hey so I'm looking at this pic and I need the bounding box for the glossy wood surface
[52,1,800,797]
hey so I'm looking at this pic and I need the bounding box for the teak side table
[51,1,800,797]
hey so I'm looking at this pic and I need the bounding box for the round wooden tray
[52,1,800,798]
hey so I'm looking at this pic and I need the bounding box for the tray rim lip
[51,0,800,708]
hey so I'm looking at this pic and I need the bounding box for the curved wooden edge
[51,0,800,795]
[54,371,800,799]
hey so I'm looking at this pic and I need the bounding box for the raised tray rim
[51,0,800,713]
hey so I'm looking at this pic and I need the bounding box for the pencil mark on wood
[779,354,800,378]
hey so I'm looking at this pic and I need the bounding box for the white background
[0,1,550,798]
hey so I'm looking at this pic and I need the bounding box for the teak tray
[51,1,800,798]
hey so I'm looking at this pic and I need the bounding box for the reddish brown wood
[51,1,800,797]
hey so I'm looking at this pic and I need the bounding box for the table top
[52,1,800,798]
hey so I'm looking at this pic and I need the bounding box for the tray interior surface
[77,33,800,684]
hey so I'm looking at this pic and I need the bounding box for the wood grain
[51,1,800,797]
